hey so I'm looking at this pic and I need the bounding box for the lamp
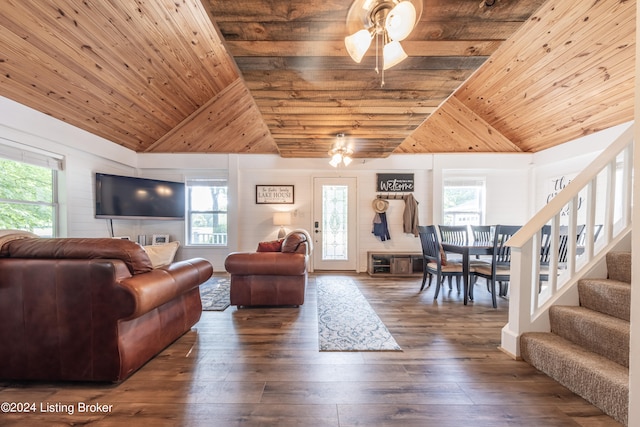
[345,0,422,84]
[328,133,354,167]
[273,212,291,238]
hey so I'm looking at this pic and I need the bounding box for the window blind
[0,137,64,170]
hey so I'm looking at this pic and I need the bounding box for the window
[186,178,228,246]
[443,178,485,226]
[0,156,59,237]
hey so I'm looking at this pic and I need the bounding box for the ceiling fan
[344,0,423,74]
[328,133,355,167]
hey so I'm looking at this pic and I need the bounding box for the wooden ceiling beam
[249,90,453,102]
[225,40,502,57]
[218,20,525,42]
[234,56,489,71]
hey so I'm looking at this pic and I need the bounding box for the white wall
[532,122,631,212]
[431,154,533,226]
[137,154,436,271]
[531,122,631,229]
[234,157,432,272]
[0,96,138,238]
[134,152,537,272]
[0,95,621,273]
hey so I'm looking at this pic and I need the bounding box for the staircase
[520,251,631,426]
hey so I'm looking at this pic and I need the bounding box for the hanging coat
[372,212,391,241]
[403,193,419,237]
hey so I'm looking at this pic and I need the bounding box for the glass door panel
[313,177,357,270]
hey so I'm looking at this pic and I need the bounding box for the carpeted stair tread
[606,251,631,283]
[520,332,628,425]
[549,305,629,367]
[519,250,631,425]
[578,279,631,321]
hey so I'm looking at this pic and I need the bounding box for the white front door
[312,177,357,270]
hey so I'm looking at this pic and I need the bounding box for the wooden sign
[256,185,294,204]
[376,173,414,192]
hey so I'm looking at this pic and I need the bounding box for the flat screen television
[95,173,185,220]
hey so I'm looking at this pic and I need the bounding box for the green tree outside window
[0,158,56,236]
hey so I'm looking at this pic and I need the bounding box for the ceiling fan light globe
[385,1,417,41]
[330,153,343,167]
[383,40,408,70]
[345,29,373,62]
[342,155,353,166]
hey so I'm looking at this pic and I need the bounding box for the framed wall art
[256,185,294,204]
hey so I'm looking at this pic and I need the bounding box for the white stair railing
[501,124,634,358]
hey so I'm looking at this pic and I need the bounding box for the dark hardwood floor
[0,273,621,426]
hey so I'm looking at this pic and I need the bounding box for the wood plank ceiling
[0,0,634,159]
[398,0,635,154]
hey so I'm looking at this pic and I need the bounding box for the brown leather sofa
[224,230,311,307]
[0,236,213,382]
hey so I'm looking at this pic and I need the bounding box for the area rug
[316,277,402,351]
[199,276,230,311]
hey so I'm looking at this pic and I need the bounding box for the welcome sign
[376,173,414,192]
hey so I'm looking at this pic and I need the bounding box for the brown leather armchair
[224,230,311,307]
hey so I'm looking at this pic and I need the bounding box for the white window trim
[185,177,228,247]
[0,137,64,170]
[442,177,486,226]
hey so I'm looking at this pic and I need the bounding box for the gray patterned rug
[317,277,402,351]
[199,276,230,311]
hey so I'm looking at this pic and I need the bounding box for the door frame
[310,176,359,272]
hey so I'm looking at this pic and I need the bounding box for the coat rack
[376,193,409,200]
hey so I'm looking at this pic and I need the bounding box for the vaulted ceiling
[0,0,634,159]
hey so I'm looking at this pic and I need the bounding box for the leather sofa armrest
[118,258,213,319]
[224,252,307,276]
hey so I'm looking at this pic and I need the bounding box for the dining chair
[470,225,492,244]
[538,225,553,265]
[418,225,464,299]
[438,225,468,264]
[538,225,553,286]
[577,224,603,248]
[471,225,521,308]
[438,225,469,245]
[558,224,586,268]
[593,224,603,242]
[470,225,494,262]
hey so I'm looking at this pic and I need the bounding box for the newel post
[501,238,534,358]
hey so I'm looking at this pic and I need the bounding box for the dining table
[441,241,493,305]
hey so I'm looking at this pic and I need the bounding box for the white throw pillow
[143,241,180,268]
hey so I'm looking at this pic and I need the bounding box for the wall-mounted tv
[95,173,185,220]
